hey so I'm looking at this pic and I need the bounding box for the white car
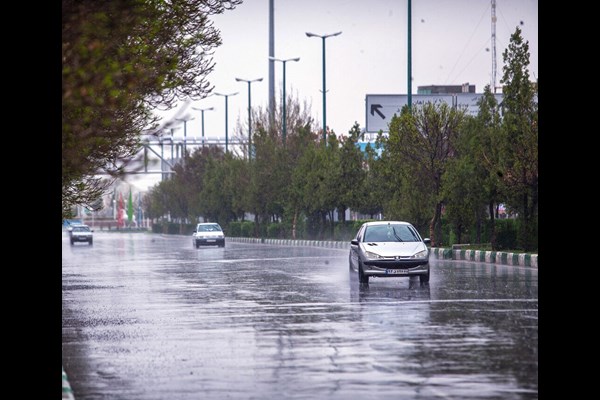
[192,223,225,248]
[349,221,430,284]
[67,224,93,245]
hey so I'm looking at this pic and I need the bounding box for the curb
[429,247,538,268]
[227,237,537,268]
[228,237,350,249]
[62,367,75,399]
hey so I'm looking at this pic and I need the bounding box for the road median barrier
[226,237,537,268]
[431,246,537,268]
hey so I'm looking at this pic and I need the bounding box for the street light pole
[175,116,194,159]
[306,31,341,144]
[235,77,263,159]
[214,92,239,153]
[191,106,214,148]
[269,56,300,145]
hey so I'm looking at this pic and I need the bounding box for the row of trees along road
[145,27,537,252]
[62,0,243,219]
[62,0,536,253]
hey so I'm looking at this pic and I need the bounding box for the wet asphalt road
[62,231,538,399]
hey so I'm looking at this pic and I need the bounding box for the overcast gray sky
[138,0,537,189]
[156,0,536,134]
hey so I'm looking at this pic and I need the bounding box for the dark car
[349,220,430,284]
[192,222,225,248]
[67,224,93,245]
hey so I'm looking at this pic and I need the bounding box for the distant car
[67,224,93,245]
[349,221,430,284]
[192,222,225,248]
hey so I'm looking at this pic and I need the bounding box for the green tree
[332,123,367,223]
[473,85,504,248]
[384,102,466,246]
[499,26,538,251]
[442,86,505,246]
[240,93,318,237]
[283,124,320,238]
[354,139,385,219]
[62,0,241,219]
[247,126,286,236]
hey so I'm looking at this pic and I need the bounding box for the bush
[495,219,518,251]
[240,221,254,238]
[151,222,162,234]
[334,220,372,241]
[228,221,242,237]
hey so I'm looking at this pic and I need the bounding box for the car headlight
[364,251,384,260]
[412,249,428,259]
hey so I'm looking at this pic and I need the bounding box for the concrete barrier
[431,247,537,268]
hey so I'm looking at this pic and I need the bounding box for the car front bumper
[362,259,429,277]
[71,236,92,242]
[195,238,225,246]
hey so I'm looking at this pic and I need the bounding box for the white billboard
[365,94,453,133]
[455,93,504,116]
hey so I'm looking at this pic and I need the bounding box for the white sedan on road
[349,220,430,284]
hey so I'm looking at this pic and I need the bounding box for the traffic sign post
[365,94,453,133]
[365,95,405,133]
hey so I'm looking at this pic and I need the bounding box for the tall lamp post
[305,31,342,144]
[269,56,300,145]
[175,116,194,159]
[214,92,238,153]
[235,77,263,159]
[191,106,214,148]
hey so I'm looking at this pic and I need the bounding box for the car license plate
[207,239,216,242]
[386,269,408,275]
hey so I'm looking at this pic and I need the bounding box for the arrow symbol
[370,104,385,119]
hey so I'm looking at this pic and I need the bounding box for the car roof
[363,221,411,226]
[197,222,220,225]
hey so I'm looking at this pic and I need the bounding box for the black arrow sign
[370,104,385,119]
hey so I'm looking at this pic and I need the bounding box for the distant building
[417,83,475,94]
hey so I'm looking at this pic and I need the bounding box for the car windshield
[198,224,221,232]
[72,226,90,232]
[364,224,420,242]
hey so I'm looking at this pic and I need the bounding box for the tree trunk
[338,207,346,223]
[254,213,259,238]
[520,192,530,252]
[429,202,443,247]
[292,210,297,240]
[476,212,482,244]
[489,201,497,250]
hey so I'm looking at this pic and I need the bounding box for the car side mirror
[423,238,431,245]
[350,239,359,245]
[193,230,197,233]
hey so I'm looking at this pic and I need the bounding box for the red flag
[117,192,125,228]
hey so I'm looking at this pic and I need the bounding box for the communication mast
[491,0,497,92]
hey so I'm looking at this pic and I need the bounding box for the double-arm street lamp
[191,106,214,148]
[235,77,263,159]
[305,31,342,144]
[269,56,300,145]
[213,92,239,153]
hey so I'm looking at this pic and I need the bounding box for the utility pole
[268,0,275,127]
[491,0,497,93]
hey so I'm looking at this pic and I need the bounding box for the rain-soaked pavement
[62,231,538,399]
